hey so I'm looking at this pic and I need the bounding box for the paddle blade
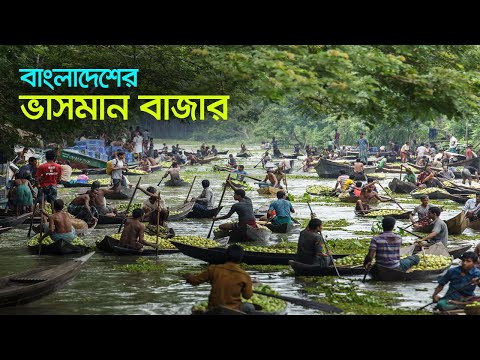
[253,290,343,313]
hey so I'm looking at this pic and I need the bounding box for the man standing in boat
[183,244,254,313]
[357,133,369,164]
[40,199,76,243]
[415,207,448,248]
[110,152,128,192]
[212,181,257,231]
[267,191,295,226]
[363,217,420,271]
[119,208,159,251]
[35,150,62,211]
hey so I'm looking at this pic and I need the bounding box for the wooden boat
[388,178,417,194]
[338,194,389,204]
[213,224,272,243]
[254,204,269,219]
[216,150,229,155]
[0,226,13,234]
[236,152,251,158]
[164,179,190,187]
[186,206,223,219]
[446,244,472,259]
[0,212,33,228]
[257,186,282,196]
[28,239,92,255]
[72,168,106,175]
[123,164,163,175]
[282,154,298,159]
[264,222,294,234]
[410,188,449,200]
[468,217,480,230]
[433,309,466,315]
[314,158,376,179]
[96,235,179,255]
[407,157,480,172]
[197,156,218,164]
[168,202,196,221]
[60,149,107,169]
[0,252,94,308]
[95,214,125,225]
[442,185,478,196]
[441,192,472,204]
[444,212,469,235]
[104,191,131,200]
[355,209,412,219]
[289,260,365,276]
[369,262,451,281]
[171,240,347,265]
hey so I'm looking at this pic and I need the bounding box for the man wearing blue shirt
[268,191,295,225]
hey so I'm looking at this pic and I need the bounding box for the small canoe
[254,204,269,219]
[388,178,417,194]
[338,194,390,204]
[446,244,472,259]
[369,262,451,281]
[168,201,196,221]
[0,213,33,228]
[213,225,272,243]
[0,252,94,308]
[95,235,179,255]
[289,260,365,276]
[441,192,472,204]
[28,239,92,255]
[164,179,190,187]
[96,215,125,225]
[192,304,286,315]
[264,222,294,234]
[410,188,450,200]
[197,156,218,164]
[186,206,223,219]
[444,211,469,235]
[236,152,251,158]
[282,154,298,159]
[216,150,229,155]
[104,191,131,200]
[355,209,412,219]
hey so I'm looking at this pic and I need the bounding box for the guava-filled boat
[164,179,190,187]
[314,158,376,179]
[257,186,282,196]
[289,260,365,276]
[387,178,417,194]
[168,201,196,221]
[0,252,94,308]
[354,209,412,219]
[213,225,272,243]
[196,156,219,164]
[95,235,179,255]
[412,212,468,236]
[170,241,347,265]
[27,239,92,255]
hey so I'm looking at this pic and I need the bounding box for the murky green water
[0,142,477,315]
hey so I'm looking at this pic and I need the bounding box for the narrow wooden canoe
[186,206,223,219]
[192,304,286,315]
[257,186,282,196]
[369,262,451,281]
[388,178,417,194]
[95,235,179,255]
[168,201,196,221]
[446,244,472,259]
[96,215,125,225]
[441,192,472,204]
[338,194,389,204]
[236,153,251,158]
[314,158,376,179]
[104,191,130,200]
[216,150,229,155]
[410,188,450,200]
[264,222,294,234]
[197,156,218,164]
[355,209,412,219]
[289,260,365,276]
[164,179,190,187]
[28,239,92,255]
[213,225,272,243]
[444,211,469,235]
[0,252,94,308]
[0,212,33,228]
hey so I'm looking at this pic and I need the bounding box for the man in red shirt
[35,150,62,209]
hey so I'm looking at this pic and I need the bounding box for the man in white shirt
[60,161,73,183]
[111,152,127,192]
[279,155,291,172]
[463,193,480,221]
[132,132,143,160]
[190,179,215,211]
[415,143,427,164]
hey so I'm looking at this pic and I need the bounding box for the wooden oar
[284,171,288,193]
[362,263,371,283]
[185,176,197,202]
[155,195,161,256]
[27,201,37,238]
[418,281,475,311]
[118,177,142,233]
[254,154,268,169]
[207,174,231,238]
[157,164,173,186]
[398,227,423,239]
[421,246,428,268]
[375,181,405,211]
[253,290,343,313]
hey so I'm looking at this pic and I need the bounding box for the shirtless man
[40,199,76,243]
[261,169,279,188]
[353,158,365,180]
[67,192,98,223]
[137,186,169,225]
[355,181,388,214]
[160,162,182,184]
[89,181,118,217]
[118,208,159,251]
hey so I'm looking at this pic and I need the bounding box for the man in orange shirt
[183,244,254,312]
[35,150,62,210]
